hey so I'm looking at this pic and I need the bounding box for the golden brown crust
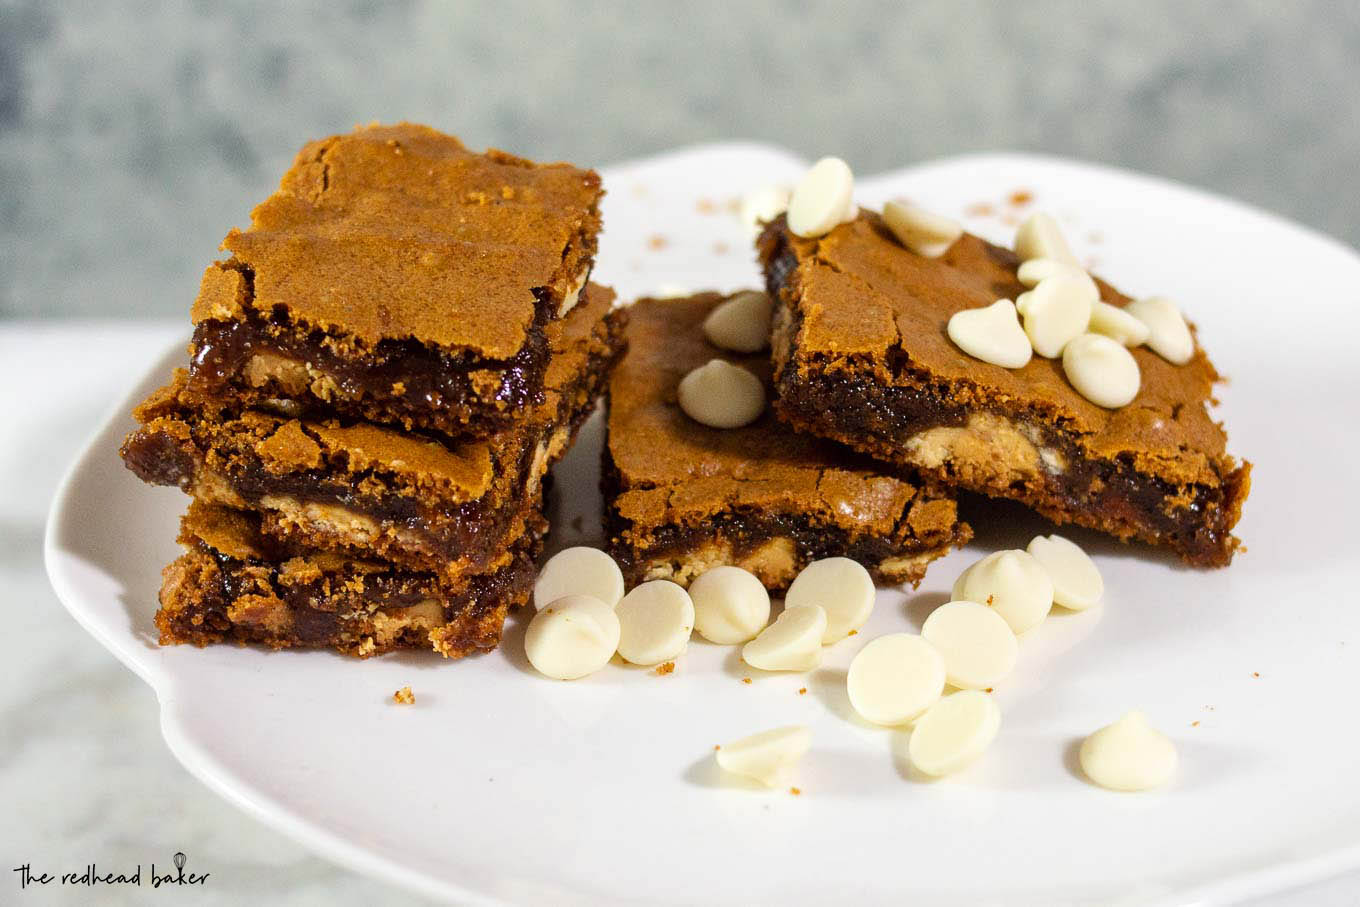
[191,123,603,356]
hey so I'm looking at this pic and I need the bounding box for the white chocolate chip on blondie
[702,290,774,354]
[1063,333,1141,409]
[678,359,765,428]
[946,299,1033,369]
[1015,275,1096,359]
[882,200,963,258]
[1125,296,1194,365]
[787,157,854,238]
[1014,212,1079,266]
[1089,300,1152,347]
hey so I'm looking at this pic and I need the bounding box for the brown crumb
[741,677,752,685]
[1252,671,1260,678]
[696,198,719,215]
[1191,720,1201,727]
[647,234,668,251]
[986,594,995,606]
[1008,189,1034,206]
[984,687,994,693]
[712,241,729,255]
[654,661,675,676]
[714,744,721,751]
[393,686,415,705]
[798,687,807,696]
[847,629,858,636]
[789,787,802,796]
[964,202,995,218]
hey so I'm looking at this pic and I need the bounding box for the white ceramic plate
[46,145,1360,906]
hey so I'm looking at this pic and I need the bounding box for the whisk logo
[151,852,210,888]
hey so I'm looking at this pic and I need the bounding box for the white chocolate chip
[1125,296,1194,365]
[615,580,695,666]
[739,184,791,233]
[951,550,1054,635]
[946,299,1033,369]
[677,359,765,428]
[908,689,1002,777]
[1016,258,1097,295]
[882,199,963,258]
[783,556,875,643]
[1015,275,1096,359]
[1027,534,1103,611]
[1079,711,1178,791]
[1062,333,1141,409]
[742,604,827,672]
[533,547,625,611]
[524,594,621,680]
[1014,212,1079,266]
[690,566,771,644]
[714,725,811,787]
[787,157,854,238]
[1089,300,1151,347]
[846,633,946,726]
[920,600,1019,690]
[702,291,774,354]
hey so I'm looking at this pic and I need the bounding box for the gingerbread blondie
[604,293,970,591]
[759,212,1250,566]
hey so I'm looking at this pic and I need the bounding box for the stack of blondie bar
[120,124,625,657]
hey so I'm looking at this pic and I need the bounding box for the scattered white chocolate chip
[742,604,827,672]
[1125,296,1194,365]
[739,184,791,233]
[677,359,765,428]
[1014,212,1079,266]
[615,580,695,666]
[533,547,625,611]
[1027,534,1103,611]
[690,566,771,644]
[787,157,854,238]
[846,633,946,726]
[908,689,1002,777]
[1063,333,1141,409]
[1015,275,1096,358]
[920,600,1019,690]
[952,550,1054,635]
[524,594,621,680]
[882,199,963,258]
[1089,300,1151,347]
[1016,258,1097,295]
[714,725,811,787]
[702,291,774,354]
[783,557,875,644]
[1079,711,1178,791]
[946,299,1033,369]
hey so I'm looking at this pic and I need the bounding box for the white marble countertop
[5,320,1357,905]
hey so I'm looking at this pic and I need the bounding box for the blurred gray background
[2,0,1358,319]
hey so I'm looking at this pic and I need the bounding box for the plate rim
[43,142,1360,906]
